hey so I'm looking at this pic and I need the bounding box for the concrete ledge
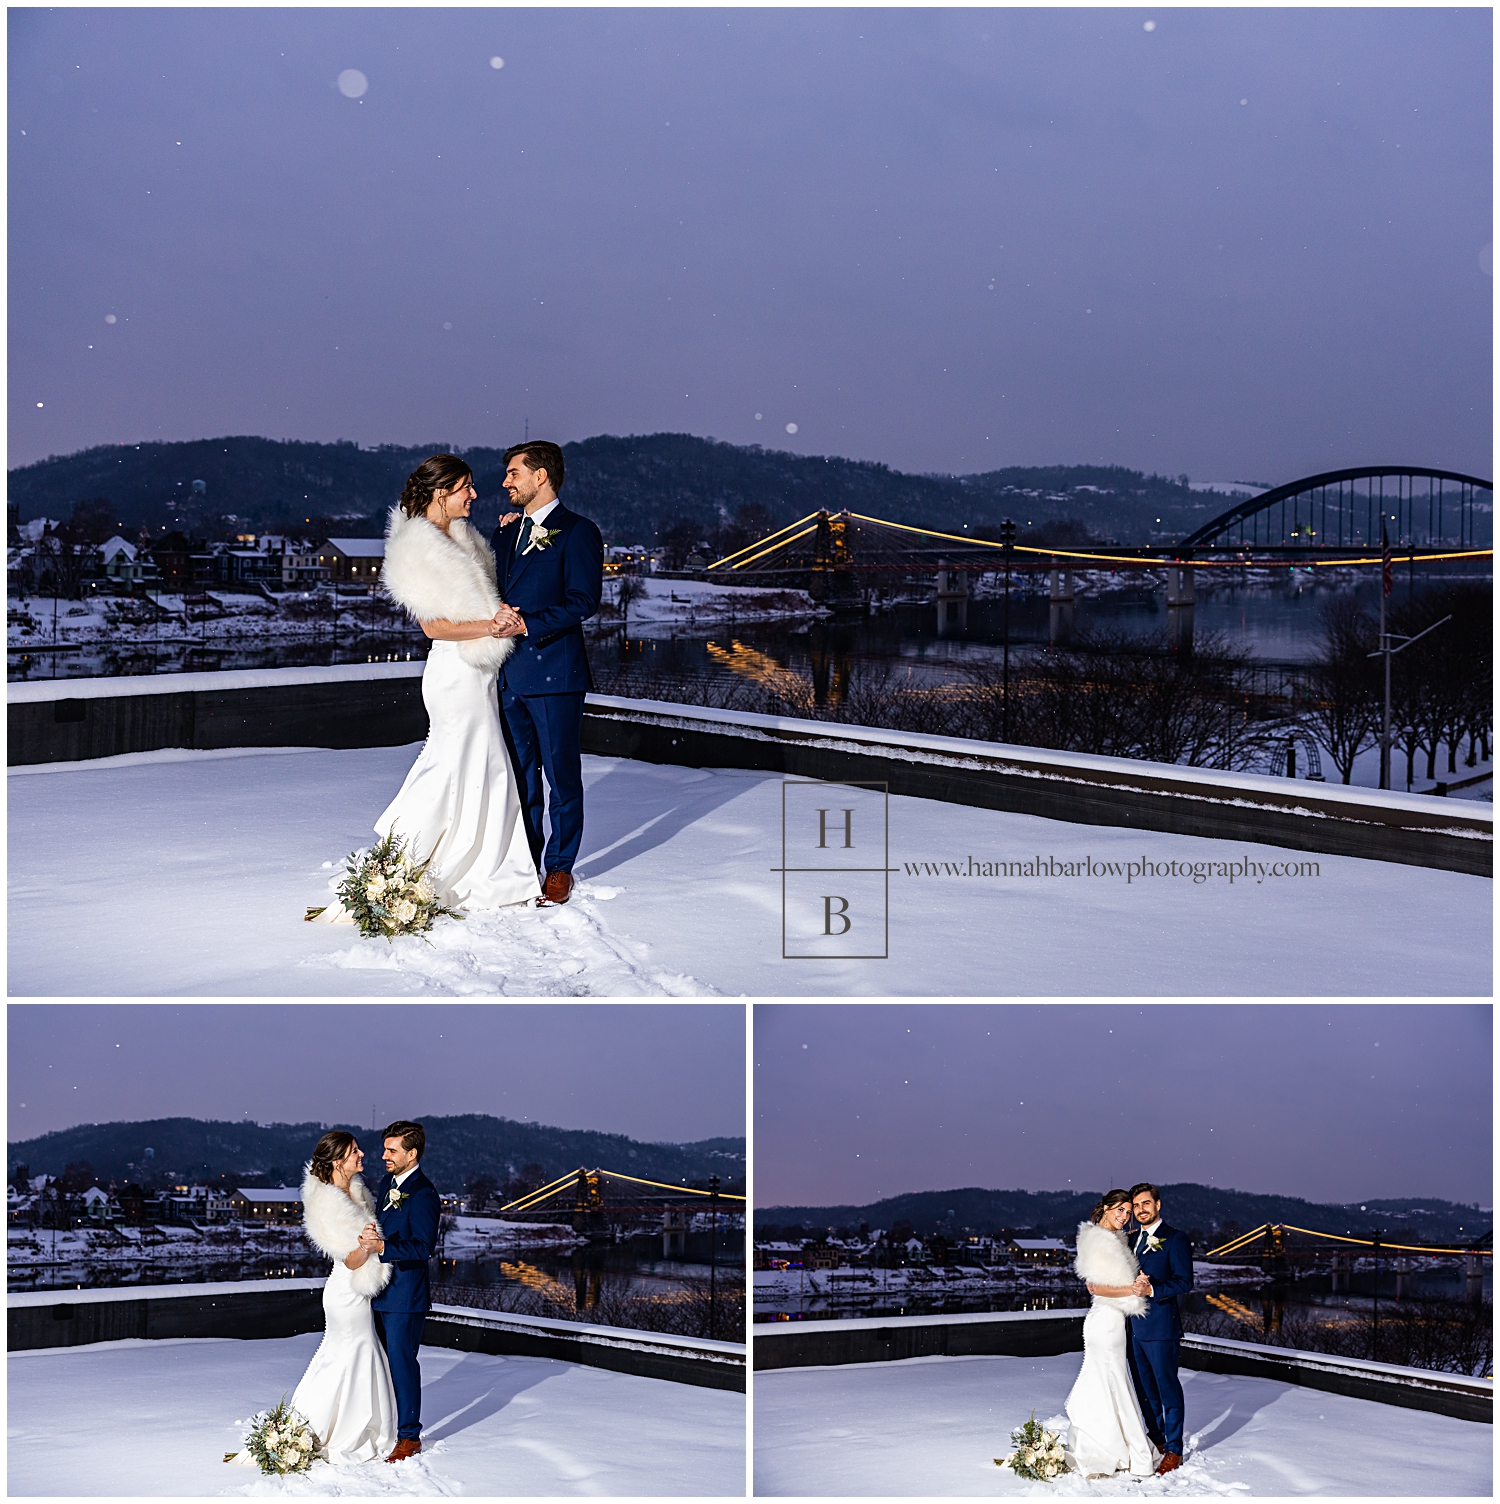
[1181,1334,1492,1425]
[753,1308,1086,1369]
[9,670,1489,874]
[7,1279,326,1349]
[753,1309,1490,1423]
[583,697,1491,876]
[6,1280,745,1392]
[7,664,427,765]
[427,1304,745,1392]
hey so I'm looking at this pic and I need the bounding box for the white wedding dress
[291,1258,399,1464]
[1064,1223,1163,1479]
[313,640,539,918]
[373,639,539,908]
[287,1172,398,1464]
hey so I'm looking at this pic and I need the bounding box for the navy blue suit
[1126,1221,1193,1454]
[492,502,604,876]
[370,1166,440,1440]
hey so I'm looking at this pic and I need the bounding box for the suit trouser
[373,1309,426,1440]
[1127,1332,1184,1453]
[500,689,585,874]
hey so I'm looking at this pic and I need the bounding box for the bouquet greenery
[322,829,462,940]
[224,1395,322,1474]
[996,1411,1069,1481]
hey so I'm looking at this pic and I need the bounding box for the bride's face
[1102,1201,1131,1231]
[335,1141,364,1179]
[427,477,475,524]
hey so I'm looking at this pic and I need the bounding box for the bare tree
[1303,597,1379,783]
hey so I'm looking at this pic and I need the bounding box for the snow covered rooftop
[7,741,1490,994]
[9,1333,744,1496]
[322,537,386,556]
[234,1188,301,1203]
[753,1352,1490,1496]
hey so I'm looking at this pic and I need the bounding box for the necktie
[516,516,533,556]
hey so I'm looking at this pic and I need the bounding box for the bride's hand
[498,511,522,528]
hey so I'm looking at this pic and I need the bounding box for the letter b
[823,896,851,935]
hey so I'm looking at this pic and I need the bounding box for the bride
[1063,1189,1163,1479]
[291,1132,398,1463]
[313,453,540,918]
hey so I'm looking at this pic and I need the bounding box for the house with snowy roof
[101,536,155,589]
[1006,1236,1071,1264]
[229,1186,304,1225]
[317,538,385,584]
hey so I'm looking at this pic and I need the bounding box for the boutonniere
[522,524,560,555]
[1143,1231,1163,1253]
[385,1187,407,1211]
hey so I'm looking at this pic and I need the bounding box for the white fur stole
[300,1168,393,1299]
[1073,1221,1148,1315]
[380,506,515,673]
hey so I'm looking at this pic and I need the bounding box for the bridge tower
[1048,564,1074,645]
[663,1205,690,1258]
[809,510,860,609]
[935,558,968,636]
[1165,562,1194,657]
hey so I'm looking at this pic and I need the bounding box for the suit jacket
[370,1166,440,1314]
[1128,1222,1193,1341]
[492,503,604,695]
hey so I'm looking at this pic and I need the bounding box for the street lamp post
[707,1175,720,1340]
[1000,518,1016,743]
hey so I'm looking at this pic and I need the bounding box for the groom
[490,440,604,906]
[1126,1182,1194,1476]
[359,1120,440,1462]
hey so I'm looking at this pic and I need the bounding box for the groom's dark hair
[381,1120,425,1159]
[1129,1182,1161,1202]
[504,440,565,494]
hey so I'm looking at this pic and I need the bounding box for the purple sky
[8,1004,745,1144]
[754,1004,1492,1208]
[10,8,1491,481]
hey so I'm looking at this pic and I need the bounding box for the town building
[230,1187,304,1225]
[1007,1237,1071,1265]
[317,538,385,583]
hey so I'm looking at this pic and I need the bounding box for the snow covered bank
[8,743,1490,994]
[753,1352,1490,1496]
[8,1334,744,1496]
[601,574,827,630]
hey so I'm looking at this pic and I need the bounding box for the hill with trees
[7,432,1231,557]
[7,1114,744,1196]
[756,1183,1487,1250]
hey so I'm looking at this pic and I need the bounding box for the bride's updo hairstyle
[399,453,473,519]
[1089,1189,1133,1225]
[309,1129,358,1184]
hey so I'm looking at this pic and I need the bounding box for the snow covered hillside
[8,743,1490,995]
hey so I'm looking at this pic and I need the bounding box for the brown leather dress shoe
[385,1438,421,1463]
[1156,1452,1182,1475]
[537,870,575,906]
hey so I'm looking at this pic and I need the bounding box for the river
[9,567,1490,686]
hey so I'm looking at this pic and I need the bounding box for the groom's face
[503,457,549,512]
[383,1137,419,1176]
[1132,1192,1161,1227]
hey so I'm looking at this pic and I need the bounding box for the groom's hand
[492,604,527,638]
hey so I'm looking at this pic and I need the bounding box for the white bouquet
[996,1411,1068,1481]
[224,1395,322,1475]
[315,829,461,941]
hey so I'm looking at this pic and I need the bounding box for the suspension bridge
[497,1166,745,1250]
[1205,1222,1491,1296]
[704,465,1492,621]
